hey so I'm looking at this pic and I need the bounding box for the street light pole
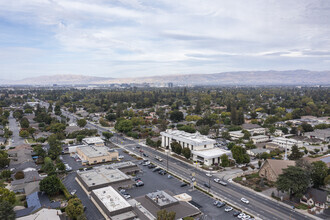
[166,150,169,172]
[208,171,211,193]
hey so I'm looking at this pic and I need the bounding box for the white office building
[271,137,303,150]
[161,129,216,151]
[250,135,269,144]
[161,129,230,166]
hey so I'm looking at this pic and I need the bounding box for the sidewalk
[230,175,322,220]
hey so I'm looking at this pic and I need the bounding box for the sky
[0,0,329,80]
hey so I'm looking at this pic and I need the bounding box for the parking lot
[124,159,237,219]
[62,148,239,220]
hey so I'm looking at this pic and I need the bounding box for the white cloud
[0,0,329,79]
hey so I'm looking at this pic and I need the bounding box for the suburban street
[60,109,314,220]
[7,112,26,148]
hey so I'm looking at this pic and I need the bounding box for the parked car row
[214,199,253,219]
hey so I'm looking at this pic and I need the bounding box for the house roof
[304,188,328,204]
[242,123,262,130]
[264,159,295,177]
[26,192,61,213]
[11,171,42,185]
[303,154,330,168]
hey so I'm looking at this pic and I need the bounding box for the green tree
[66,198,84,220]
[77,119,87,128]
[115,119,133,133]
[0,187,16,205]
[157,209,176,220]
[19,129,29,138]
[20,117,29,129]
[288,145,303,160]
[102,131,113,141]
[324,175,330,186]
[198,125,210,135]
[169,110,184,122]
[171,142,182,155]
[221,131,231,140]
[311,161,328,188]
[39,175,62,196]
[34,145,46,158]
[56,162,66,171]
[0,150,10,169]
[242,130,251,140]
[276,166,309,199]
[231,145,250,164]
[182,147,191,159]
[0,200,15,220]
[220,154,229,167]
[43,157,55,174]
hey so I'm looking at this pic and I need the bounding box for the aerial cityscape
[0,1,329,220]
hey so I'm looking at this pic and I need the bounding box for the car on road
[155,156,163,162]
[136,145,140,149]
[206,173,212,177]
[241,198,249,204]
[142,153,148,157]
[204,183,211,188]
[118,155,124,159]
[214,178,220,183]
[70,190,77,195]
[225,206,233,212]
[219,181,227,186]
[180,182,188,187]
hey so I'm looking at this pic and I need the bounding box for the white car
[241,198,249,204]
[237,213,246,219]
[224,206,233,212]
[70,190,77,195]
[206,173,212,177]
[118,155,124,159]
[219,181,227,186]
[123,194,131,199]
[214,178,220,183]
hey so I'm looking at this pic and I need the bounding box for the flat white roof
[77,145,114,158]
[161,129,216,145]
[192,148,231,159]
[93,186,131,213]
[78,166,130,187]
[251,135,269,139]
[17,208,62,220]
[83,137,104,144]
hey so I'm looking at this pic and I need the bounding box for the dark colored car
[180,182,188,187]
[134,177,141,181]
[143,153,148,157]
[204,183,211,188]
[233,211,241,217]
[148,164,156,169]
[152,167,161,172]
[217,202,225,208]
[159,170,167,175]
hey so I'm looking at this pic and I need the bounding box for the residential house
[304,129,330,142]
[247,148,270,157]
[259,159,295,182]
[300,188,329,211]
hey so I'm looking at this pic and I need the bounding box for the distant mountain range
[1,70,329,86]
